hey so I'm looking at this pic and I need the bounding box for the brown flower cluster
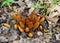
[12,11,46,38]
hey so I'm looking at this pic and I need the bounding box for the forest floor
[0,0,60,43]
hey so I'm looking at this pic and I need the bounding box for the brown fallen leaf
[45,15,59,23]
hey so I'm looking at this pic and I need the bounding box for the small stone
[0,36,8,42]
[12,40,19,43]
[1,41,9,43]
[37,31,43,36]
[8,29,18,41]
[32,38,39,43]
[21,32,27,38]
[26,38,32,43]
[1,26,9,35]
[19,38,24,43]
[13,6,18,12]
[55,34,60,40]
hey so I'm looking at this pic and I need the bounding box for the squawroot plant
[3,11,47,38]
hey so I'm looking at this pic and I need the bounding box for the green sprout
[52,0,58,6]
[31,2,45,9]
[31,1,49,16]
[19,0,23,3]
[46,31,54,35]
[1,0,14,7]
[31,0,58,16]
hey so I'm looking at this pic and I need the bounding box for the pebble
[12,40,19,43]
[1,26,9,35]
[8,33,18,41]
[41,20,49,30]
[55,34,60,40]
[37,31,43,36]
[32,38,39,43]
[13,6,18,12]
[0,36,8,42]
[21,32,27,38]
[0,29,1,34]
[19,38,24,43]
[19,38,41,43]
[25,0,32,8]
